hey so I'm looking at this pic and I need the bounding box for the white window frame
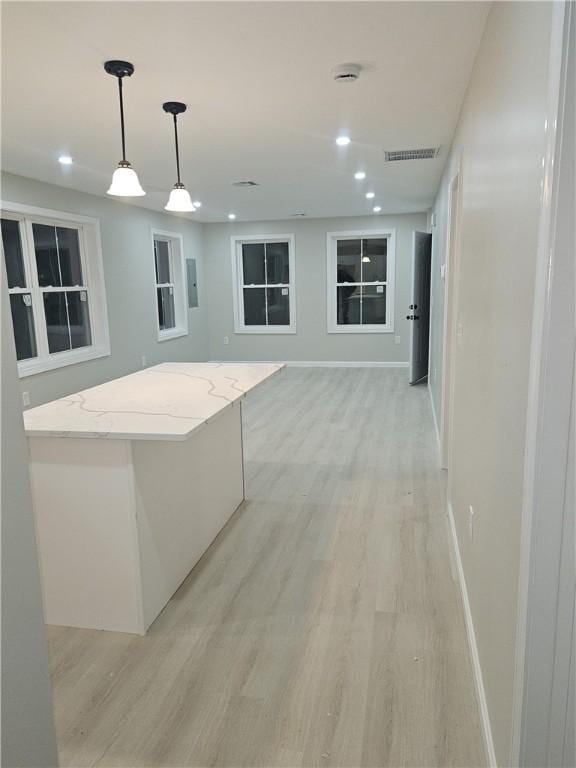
[231,234,296,334]
[326,228,396,334]
[151,229,188,342]
[1,201,111,378]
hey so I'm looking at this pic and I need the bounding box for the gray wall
[1,274,58,767]
[1,172,209,406]
[427,2,554,763]
[204,213,426,363]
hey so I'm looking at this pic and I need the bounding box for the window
[327,230,395,333]
[152,230,188,341]
[1,202,110,377]
[231,235,296,333]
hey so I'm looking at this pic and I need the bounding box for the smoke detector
[333,63,362,83]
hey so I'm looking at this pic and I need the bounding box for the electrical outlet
[468,505,475,541]
[394,335,401,345]
[141,355,147,367]
[223,336,229,345]
[22,391,30,407]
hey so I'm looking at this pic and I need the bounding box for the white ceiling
[1,1,489,222]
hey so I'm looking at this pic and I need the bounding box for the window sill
[157,328,189,343]
[17,344,111,378]
[234,326,296,335]
[327,326,395,334]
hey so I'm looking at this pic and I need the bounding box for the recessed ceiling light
[373,206,382,213]
[354,171,366,180]
[192,201,202,208]
[228,213,236,220]
[336,135,351,146]
[58,155,73,165]
[366,191,375,199]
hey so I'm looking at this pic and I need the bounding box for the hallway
[47,367,485,767]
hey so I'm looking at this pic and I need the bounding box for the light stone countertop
[23,362,284,441]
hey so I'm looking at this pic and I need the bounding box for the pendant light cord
[173,114,181,184]
[117,76,127,162]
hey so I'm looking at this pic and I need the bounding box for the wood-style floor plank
[46,367,485,768]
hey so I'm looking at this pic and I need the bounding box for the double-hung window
[152,230,188,341]
[327,230,395,333]
[231,235,296,333]
[1,203,110,377]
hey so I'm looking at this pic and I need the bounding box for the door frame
[510,1,574,764]
[439,159,462,469]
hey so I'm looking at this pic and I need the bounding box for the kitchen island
[24,362,283,634]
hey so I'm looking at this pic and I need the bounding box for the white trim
[326,229,396,334]
[18,345,110,377]
[447,503,498,768]
[151,229,188,343]
[1,200,100,226]
[231,234,296,334]
[439,162,462,469]
[428,381,441,449]
[209,359,408,368]
[1,200,111,378]
[510,3,573,765]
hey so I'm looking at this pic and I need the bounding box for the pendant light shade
[165,183,195,212]
[107,161,146,197]
[104,60,145,197]
[163,102,195,213]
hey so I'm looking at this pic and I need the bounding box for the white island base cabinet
[29,403,243,635]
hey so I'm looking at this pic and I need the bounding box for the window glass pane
[155,240,171,284]
[362,285,387,325]
[265,242,289,284]
[337,239,361,283]
[362,238,387,282]
[242,243,265,285]
[267,287,290,325]
[43,291,70,353]
[157,287,175,330]
[56,227,83,286]
[67,291,92,349]
[337,285,361,325]
[243,287,266,325]
[1,218,26,288]
[9,294,37,360]
[33,224,61,286]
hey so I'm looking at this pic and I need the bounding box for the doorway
[408,231,432,385]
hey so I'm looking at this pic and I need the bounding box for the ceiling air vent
[333,63,362,83]
[232,180,259,187]
[384,147,441,162]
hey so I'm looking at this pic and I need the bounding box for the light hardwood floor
[47,367,485,768]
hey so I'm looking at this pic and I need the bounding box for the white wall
[1,275,58,767]
[427,2,555,763]
[204,213,426,363]
[1,172,209,406]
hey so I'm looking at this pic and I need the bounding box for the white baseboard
[428,382,441,448]
[210,360,409,368]
[447,503,498,767]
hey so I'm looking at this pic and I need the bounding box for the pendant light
[104,60,145,197]
[163,102,195,212]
